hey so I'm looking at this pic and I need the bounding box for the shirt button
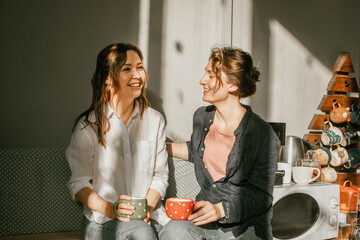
[209,119,212,122]
[204,128,208,131]
[212,184,216,188]
[201,148,204,151]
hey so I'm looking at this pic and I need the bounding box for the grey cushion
[166,157,200,200]
[0,150,200,237]
[0,148,83,236]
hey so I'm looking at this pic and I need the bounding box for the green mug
[113,197,148,220]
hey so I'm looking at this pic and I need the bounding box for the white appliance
[272,182,340,240]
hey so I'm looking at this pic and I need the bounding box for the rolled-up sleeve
[149,115,169,199]
[66,121,95,200]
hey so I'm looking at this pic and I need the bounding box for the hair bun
[251,67,260,82]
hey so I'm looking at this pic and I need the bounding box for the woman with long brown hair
[66,43,169,239]
[160,46,280,240]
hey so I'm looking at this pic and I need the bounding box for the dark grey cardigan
[186,105,280,239]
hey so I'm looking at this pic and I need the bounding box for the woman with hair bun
[161,46,280,240]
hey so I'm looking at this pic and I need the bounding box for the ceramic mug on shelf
[113,197,148,220]
[343,148,360,169]
[165,198,198,220]
[330,145,349,167]
[321,121,343,146]
[329,101,350,124]
[313,140,332,166]
[350,102,360,126]
[292,166,321,185]
[320,166,338,183]
[340,126,359,147]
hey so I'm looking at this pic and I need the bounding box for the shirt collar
[105,101,140,120]
[205,104,252,135]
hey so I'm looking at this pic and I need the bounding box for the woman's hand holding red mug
[188,201,225,225]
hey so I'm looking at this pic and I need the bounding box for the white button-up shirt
[66,103,170,225]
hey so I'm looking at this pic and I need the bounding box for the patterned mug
[329,102,350,124]
[340,126,359,147]
[330,145,349,167]
[113,197,148,220]
[165,197,198,220]
[313,140,332,166]
[343,148,360,169]
[321,166,338,183]
[321,121,343,146]
[350,103,360,126]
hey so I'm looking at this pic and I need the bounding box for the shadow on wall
[147,89,167,126]
[0,0,140,147]
[251,0,359,120]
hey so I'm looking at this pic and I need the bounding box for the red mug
[165,197,198,220]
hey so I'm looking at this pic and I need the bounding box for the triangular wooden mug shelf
[303,51,360,174]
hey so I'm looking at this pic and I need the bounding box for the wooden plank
[307,114,330,130]
[303,133,322,147]
[333,52,354,73]
[317,94,359,112]
[327,75,359,93]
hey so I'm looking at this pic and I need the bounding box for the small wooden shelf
[317,94,359,112]
[333,52,354,74]
[303,133,322,146]
[327,75,358,93]
[307,114,330,130]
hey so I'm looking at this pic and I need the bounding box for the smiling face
[106,50,146,102]
[199,61,237,104]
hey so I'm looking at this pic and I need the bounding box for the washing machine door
[272,193,320,239]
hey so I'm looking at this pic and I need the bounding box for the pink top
[203,123,236,181]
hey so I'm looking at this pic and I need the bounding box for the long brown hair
[209,46,260,98]
[73,43,149,147]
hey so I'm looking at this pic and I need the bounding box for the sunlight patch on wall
[268,19,332,138]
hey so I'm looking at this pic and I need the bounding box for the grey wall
[1,0,359,147]
[251,0,360,119]
[0,0,140,147]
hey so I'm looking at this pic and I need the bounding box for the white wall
[252,0,360,138]
[160,0,253,141]
[158,0,360,141]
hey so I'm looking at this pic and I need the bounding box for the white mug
[292,166,320,185]
[277,162,292,184]
[330,145,349,167]
[320,167,338,183]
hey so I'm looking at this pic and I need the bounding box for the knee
[129,223,157,240]
[159,220,202,240]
